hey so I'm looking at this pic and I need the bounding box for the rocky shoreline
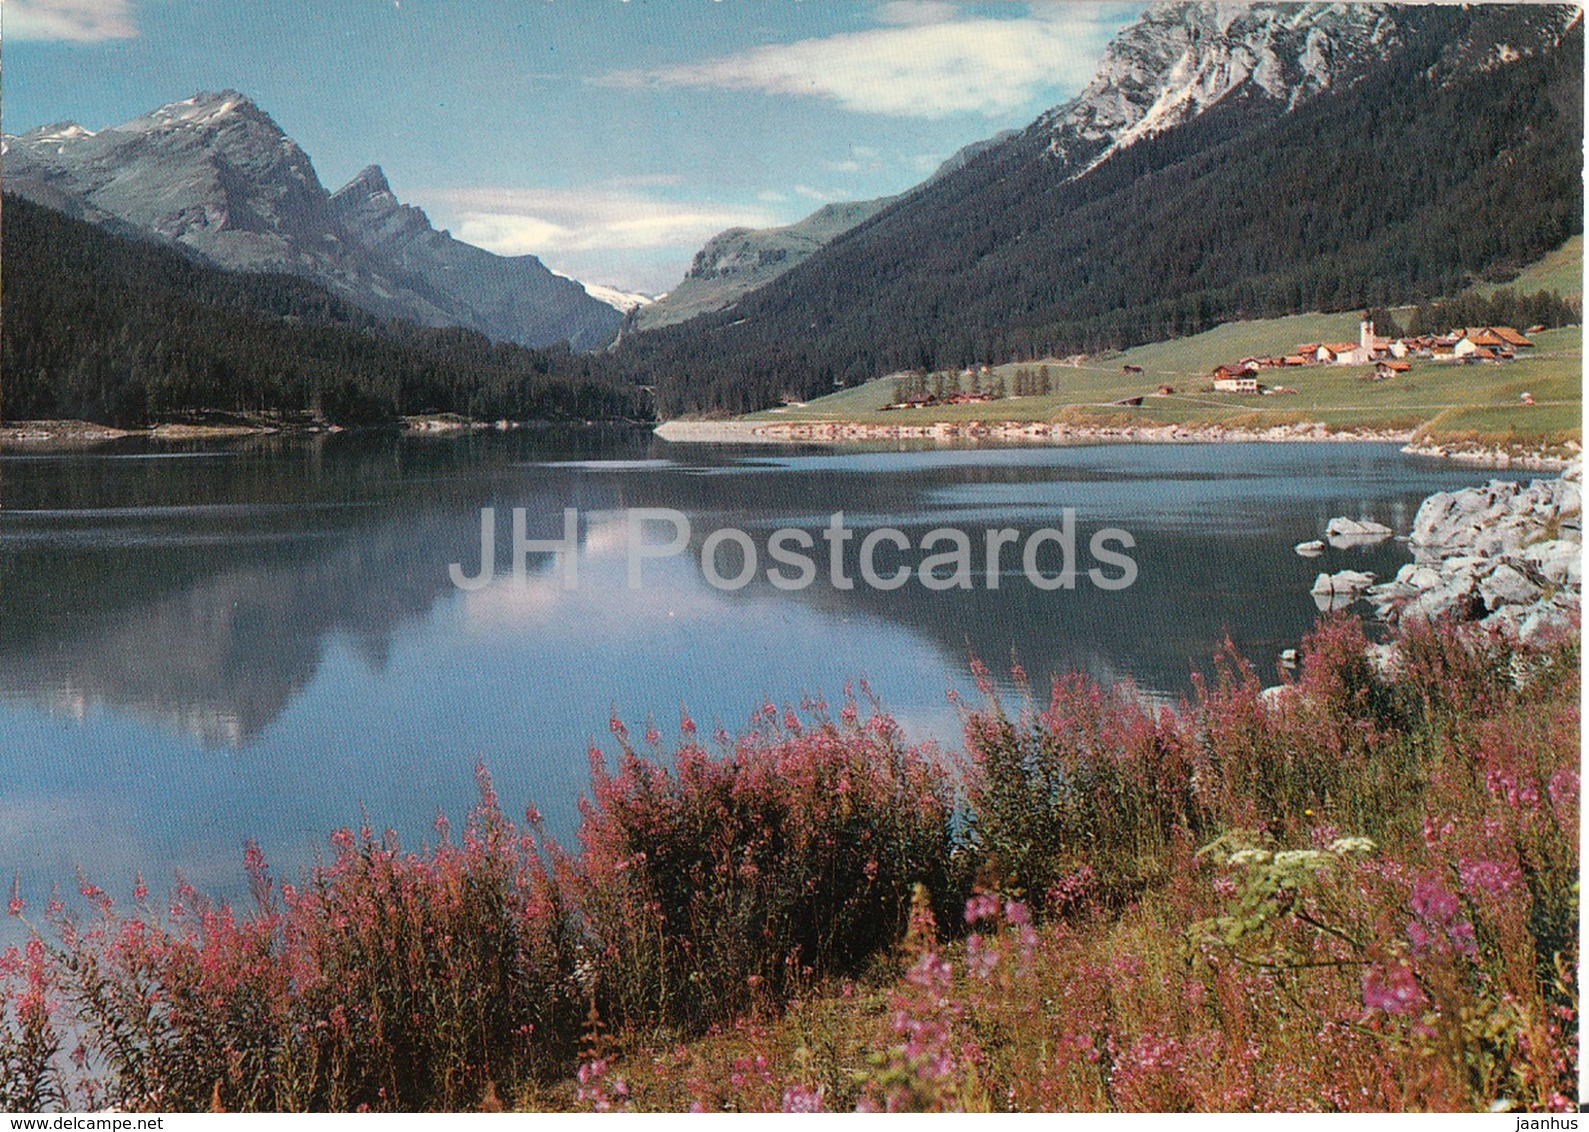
[0,415,599,449]
[658,418,1412,445]
[654,418,1577,470]
[1306,460,1581,647]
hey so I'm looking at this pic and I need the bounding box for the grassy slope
[749,318,1581,447]
[1475,234,1583,299]
[746,239,1584,447]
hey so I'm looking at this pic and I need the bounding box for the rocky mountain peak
[1036,1,1400,173]
[330,164,432,245]
[3,91,623,350]
[118,90,279,138]
[333,164,395,203]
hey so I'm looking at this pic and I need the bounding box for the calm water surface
[0,431,1495,908]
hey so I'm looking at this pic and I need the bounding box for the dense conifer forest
[1,194,640,427]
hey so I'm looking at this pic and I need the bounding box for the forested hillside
[1,195,639,427]
[622,5,1582,416]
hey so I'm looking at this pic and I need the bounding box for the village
[882,318,1545,410]
[1205,318,1541,395]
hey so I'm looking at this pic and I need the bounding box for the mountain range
[3,93,623,351]
[4,2,1582,424]
[618,1,1583,415]
[632,130,1017,332]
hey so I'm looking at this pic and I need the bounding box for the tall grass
[569,699,954,1030]
[1,616,1577,1111]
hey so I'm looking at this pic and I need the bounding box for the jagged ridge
[3,92,621,351]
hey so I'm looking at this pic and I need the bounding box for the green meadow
[750,320,1581,449]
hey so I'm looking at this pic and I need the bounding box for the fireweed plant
[1,615,1577,1111]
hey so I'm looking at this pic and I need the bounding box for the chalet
[904,391,938,407]
[1122,363,1145,374]
[1490,326,1534,350]
[1454,333,1504,360]
[1374,360,1411,379]
[1281,355,1307,366]
[1296,343,1323,363]
[1458,346,1499,363]
[1156,383,1176,395]
[1213,369,1260,393]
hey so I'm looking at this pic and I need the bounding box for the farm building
[1212,374,1260,393]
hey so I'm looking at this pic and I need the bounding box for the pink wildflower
[1458,858,1523,901]
[782,1084,823,1112]
[1362,965,1425,1015]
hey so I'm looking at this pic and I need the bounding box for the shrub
[962,669,1195,910]
[34,767,578,1112]
[0,936,63,1111]
[568,698,955,1030]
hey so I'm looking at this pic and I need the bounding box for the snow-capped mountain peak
[23,122,98,144]
[1037,1,1401,173]
[118,90,273,136]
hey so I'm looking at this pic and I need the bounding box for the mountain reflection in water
[0,432,1490,905]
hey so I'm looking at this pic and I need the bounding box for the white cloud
[433,186,778,257]
[420,185,782,290]
[875,1,959,26]
[4,0,136,41]
[600,3,1133,119]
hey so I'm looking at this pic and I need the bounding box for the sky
[3,0,1143,293]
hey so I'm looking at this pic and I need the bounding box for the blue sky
[5,0,1142,292]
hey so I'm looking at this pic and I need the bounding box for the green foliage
[1407,289,1580,337]
[1189,832,1377,951]
[570,705,956,1032]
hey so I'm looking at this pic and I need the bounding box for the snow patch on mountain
[579,281,656,313]
[1036,2,1401,174]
